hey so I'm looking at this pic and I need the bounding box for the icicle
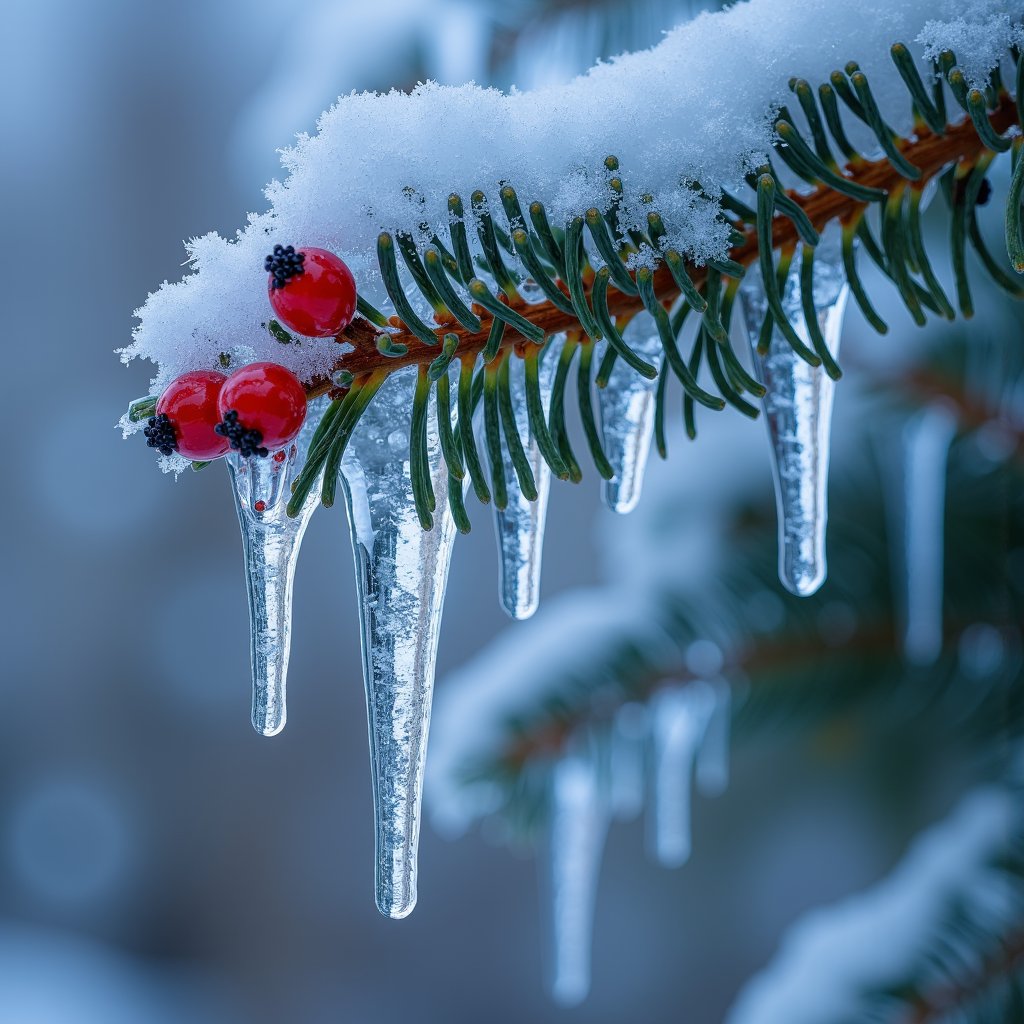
[609,701,648,820]
[899,402,958,665]
[492,347,557,619]
[695,679,731,798]
[740,233,849,597]
[226,396,329,737]
[597,313,662,514]
[338,368,459,919]
[542,736,609,1007]
[647,683,715,868]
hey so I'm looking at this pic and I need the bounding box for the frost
[122,0,1020,392]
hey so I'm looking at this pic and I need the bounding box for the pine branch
[312,93,1019,391]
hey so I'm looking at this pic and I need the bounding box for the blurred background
[2,1,1020,1021]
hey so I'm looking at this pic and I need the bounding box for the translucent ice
[597,313,662,514]
[696,678,732,798]
[226,396,329,737]
[647,683,715,868]
[339,367,459,918]
[493,348,557,619]
[543,737,609,1007]
[740,239,849,597]
[898,402,958,664]
[609,701,649,821]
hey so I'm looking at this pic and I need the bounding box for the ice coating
[897,403,958,665]
[598,314,662,514]
[647,683,715,867]
[227,396,330,736]
[740,235,849,597]
[609,702,649,821]
[339,367,458,918]
[121,0,1020,392]
[543,738,610,1007]
[492,346,558,619]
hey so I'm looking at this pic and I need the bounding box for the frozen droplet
[493,349,557,619]
[695,679,731,798]
[226,397,329,737]
[740,234,848,596]
[647,683,715,867]
[609,702,648,821]
[339,368,459,919]
[597,313,662,514]
[542,737,609,1007]
[894,402,957,665]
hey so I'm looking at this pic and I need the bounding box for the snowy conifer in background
[119,0,1024,1008]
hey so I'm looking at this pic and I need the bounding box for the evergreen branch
[310,92,1019,393]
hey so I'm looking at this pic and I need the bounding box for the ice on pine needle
[740,237,848,597]
[492,346,557,620]
[889,402,958,665]
[543,736,610,1007]
[598,314,662,514]
[227,396,330,736]
[339,368,459,919]
[647,683,716,868]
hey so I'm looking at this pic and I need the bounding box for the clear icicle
[226,396,330,737]
[609,701,649,821]
[543,736,610,1007]
[339,368,459,919]
[740,233,849,596]
[493,347,557,619]
[695,679,731,798]
[647,683,715,868]
[899,402,958,665]
[597,313,662,514]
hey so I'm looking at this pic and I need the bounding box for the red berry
[267,246,357,337]
[253,500,267,513]
[154,370,230,460]
[217,362,307,454]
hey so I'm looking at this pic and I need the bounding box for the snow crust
[122,0,1021,393]
[728,786,1017,1024]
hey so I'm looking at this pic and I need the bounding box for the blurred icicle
[493,347,557,619]
[339,368,458,918]
[227,396,329,737]
[543,736,610,1007]
[598,314,662,514]
[648,683,716,867]
[740,232,849,597]
[609,702,649,820]
[896,402,958,665]
[696,678,732,797]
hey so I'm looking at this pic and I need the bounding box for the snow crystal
[727,787,1017,1024]
[122,0,1021,394]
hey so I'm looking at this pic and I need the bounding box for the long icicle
[740,229,849,596]
[542,733,610,1007]
[227,396,330,737]
[339,367,459,918]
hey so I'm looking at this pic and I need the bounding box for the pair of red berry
[146,362,307,461]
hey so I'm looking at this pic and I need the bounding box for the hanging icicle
[739,232,849,597]
[492,343,559,619]
[543,735,610,1007]
[609,701,649,821]
[647,683,715,868]
[897,402,958,665]
[226,396,330,737]
[695,678,732,798]
[339,367,459,919]
[597,313,662,514]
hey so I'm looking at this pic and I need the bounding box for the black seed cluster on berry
[216,410,269,458]
[144,413,178,456]
[265,244,305,289]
